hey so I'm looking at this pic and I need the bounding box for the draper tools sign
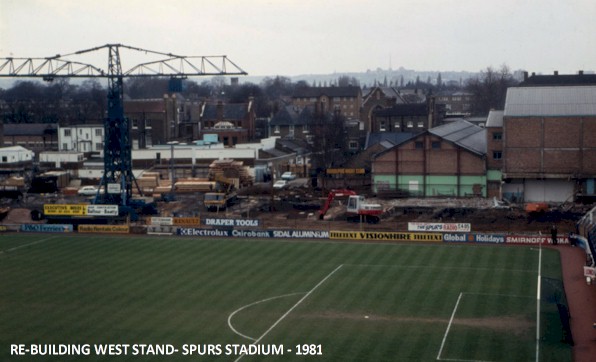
[204,218,260,227]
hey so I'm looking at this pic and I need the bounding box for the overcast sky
[1,0,595,78]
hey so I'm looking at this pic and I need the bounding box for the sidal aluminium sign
[408,222,471,233]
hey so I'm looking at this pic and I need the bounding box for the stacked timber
[2,177,26,187]
[136,173,160,194]
[174,178,215,193]
[208,159,253,188]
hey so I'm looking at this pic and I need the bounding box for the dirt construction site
[150,179,586,234]
[0,175,588,235]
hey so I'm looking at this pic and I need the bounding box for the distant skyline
[1,0,595,78]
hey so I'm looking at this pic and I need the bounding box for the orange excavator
[319,189,383,224]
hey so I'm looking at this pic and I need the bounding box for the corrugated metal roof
[429,120,486,155]
[486,110,504,127]
[365,132,419,149]
[504,86,596,116]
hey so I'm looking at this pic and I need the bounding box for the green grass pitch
[0,233,571,361]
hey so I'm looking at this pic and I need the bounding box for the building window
[493,151,502,160]
[274,125,280,134]
[349,140,359,150]
[1,156,6,162]
[431,141,441,149]
[303,124,309,133]
[62,143,68,150]
[289,125,295,137]
[417,121,424,128]
[96,143,103,151]
[64,129,71,137]
[493,132,502,140]
[407,121,413,128]
[380,120,386,131]
[95,129,102,136]
[415,141,424,149]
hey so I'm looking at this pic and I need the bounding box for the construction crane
[0,44,247,208]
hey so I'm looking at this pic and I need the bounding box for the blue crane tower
[0,44,247,209]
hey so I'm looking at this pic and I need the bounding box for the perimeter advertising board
[43,204,118,216]
[21,224,73,233]
[150,217,173,226]
[78,225,129,233]
[408,222,471,232]
[505,235,569,245]
[330,231,442,242]
[86,205,119,216]
[204,218,260,227]
[44,204,87,216]
[173,217,200,226]
[177,228,329,239]
[442,233,505,244]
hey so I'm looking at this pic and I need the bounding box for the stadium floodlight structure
[0,44,247,206]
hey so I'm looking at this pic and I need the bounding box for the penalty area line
[227,292,306,341]
[0,236,59,254]
[437,292,463,361]
[235,264,343,362]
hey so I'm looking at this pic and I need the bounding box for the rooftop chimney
[579,70,584,75]
[554,71,558,76]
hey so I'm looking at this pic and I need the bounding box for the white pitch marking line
[235,264,343,362]
[535,243,542,362]
[437,292,463,361]
[0,236,59,254]
[227,292,306,341]
[346,263,535,273]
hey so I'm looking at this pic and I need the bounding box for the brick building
[1,123,58,153]
[269,105,313,142]
[371,120,487,197]
[371,103,429,133]
[436,91,473,116]
[361,86,406,132]
[502,85,596,202]
[197,100,256,146]
[485,110,504,198]
[291,86,361,121]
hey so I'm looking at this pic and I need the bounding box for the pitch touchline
[346,263,535,273]
[227,292,306,341]
[234,264,343,362]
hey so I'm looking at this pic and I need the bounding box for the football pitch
[0,233,572,361]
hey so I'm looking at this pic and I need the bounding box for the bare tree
[465,65,518,116]
[309,109,349,171]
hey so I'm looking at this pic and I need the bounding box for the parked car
[77,186,100,196]
[281,172,297,180]
[273,180,288,189]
